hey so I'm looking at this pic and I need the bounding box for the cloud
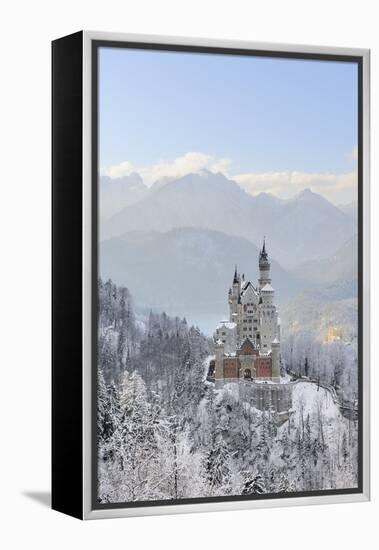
[102,151,358,205]
[103,152,231,186]
[234,170,357,204]
[106,160,134,179]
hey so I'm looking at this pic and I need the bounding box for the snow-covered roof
[272,337,280,344]
[217,320,237,330]
[240,281,258,295]
[261,283,274,292]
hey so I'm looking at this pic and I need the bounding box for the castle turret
[258,238,271,290]
[229,265,241,321]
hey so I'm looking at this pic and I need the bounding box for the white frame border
[82,31,370,520]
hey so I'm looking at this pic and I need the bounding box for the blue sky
[99,46,358,204]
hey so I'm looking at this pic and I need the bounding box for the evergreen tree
[206,436,231,494]
[341,431,349,464]
[241,473,265,495]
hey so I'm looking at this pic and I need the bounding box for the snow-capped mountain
[99,173,147,220]
[100,171,355,268]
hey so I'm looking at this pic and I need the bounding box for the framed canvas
[52,31,370,520]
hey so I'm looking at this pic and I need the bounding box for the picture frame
[52,30,370,520]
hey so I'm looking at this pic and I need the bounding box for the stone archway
[244,368,252,379]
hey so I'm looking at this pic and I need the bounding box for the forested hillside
[97,278,358,504]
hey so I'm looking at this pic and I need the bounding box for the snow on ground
[214,380,348,441]
[280,372,291,383]
[135,319,147,333]
[290,382,350,452]
[292,382,340,422]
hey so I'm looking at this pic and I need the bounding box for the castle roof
[259,237,270,267]
[240,281,258,296]
[217,320,237,330]
[261,283,274,292]
[239,336,256,349]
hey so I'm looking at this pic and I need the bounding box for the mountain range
[100,170,356,269]
[295,235,357,286]
[100,227,303,333]
[99,173,147,220]
[338,200,358,220]
[99,226,358,335]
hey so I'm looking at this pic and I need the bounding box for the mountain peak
[298,188,314,198]
[254,191,282,204]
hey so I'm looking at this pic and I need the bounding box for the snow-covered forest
[281,331,358,402]
[97,278,359,504]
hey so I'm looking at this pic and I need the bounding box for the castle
[213,240,281,384]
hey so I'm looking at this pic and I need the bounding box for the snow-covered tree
[242,473,265,495]
[206,436,232,495]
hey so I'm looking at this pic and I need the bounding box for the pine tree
[206,436,231,494]
[278,472,290,493]
[341,431,348,464]
[99,332,117,384]
[97,369,116,442]
[304,414,312,456]
[241,472,265,495]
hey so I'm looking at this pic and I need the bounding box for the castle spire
[233,265,238,284]
[258,237,271,289]
[259,237,269,265]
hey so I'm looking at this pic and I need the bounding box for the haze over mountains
[100,227,303,332]
[338,200,358,220]
[99,174,147,220]
[99,170,358,334]
[280,236,358,339]
[100,170,355,269]
[296,235,357,286]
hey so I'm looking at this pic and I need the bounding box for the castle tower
[229,265,241,321]
[271,338,281,382]
[260,283,277,350]
[258,238,271,290]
